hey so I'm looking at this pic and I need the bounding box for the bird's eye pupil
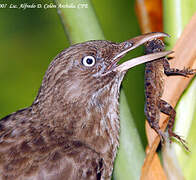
[86,58,93,64]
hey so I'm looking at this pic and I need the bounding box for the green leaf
[173,77,196,179]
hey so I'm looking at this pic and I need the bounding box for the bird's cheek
[90,63,108,77]
[65,81,83,100]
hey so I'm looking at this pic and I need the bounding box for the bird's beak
[113,32,173,72]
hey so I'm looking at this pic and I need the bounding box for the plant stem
[163,0,183,48]
[55,0,104,44]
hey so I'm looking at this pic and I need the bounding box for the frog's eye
[82,56,96,67]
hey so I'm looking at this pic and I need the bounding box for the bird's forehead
[74,40,118,54]
[78,40,120,58]
[84,40,117,48]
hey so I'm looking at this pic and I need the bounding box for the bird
[0,32,171,180]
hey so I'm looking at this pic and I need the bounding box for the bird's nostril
[124,41,133,49]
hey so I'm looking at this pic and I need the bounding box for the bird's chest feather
[69,79,121,160]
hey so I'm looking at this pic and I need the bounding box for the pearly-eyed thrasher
[0,32,171,180]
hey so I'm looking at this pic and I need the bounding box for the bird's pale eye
[82,56,96,67]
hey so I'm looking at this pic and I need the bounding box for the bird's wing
[0,136,103,180]
[38,142,103,180]
[0,109,103,180]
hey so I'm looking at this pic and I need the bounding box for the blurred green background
[0,0,147,145]
[1,0,196,179]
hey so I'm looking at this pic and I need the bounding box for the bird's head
[35,32,171,106]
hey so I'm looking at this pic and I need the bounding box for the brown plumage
[0,33,171,180]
